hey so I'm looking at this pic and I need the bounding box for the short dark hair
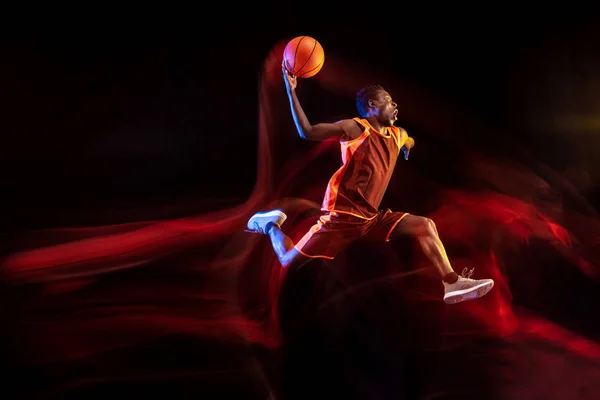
[356,84,385,117]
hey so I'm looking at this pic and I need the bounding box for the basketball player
[246,62,494,304]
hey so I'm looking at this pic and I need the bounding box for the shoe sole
[246,210,287,233]
[443,280,494,304]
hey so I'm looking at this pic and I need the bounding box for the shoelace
[460,267,475,280]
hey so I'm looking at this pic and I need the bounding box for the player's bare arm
[307,119,364,141]
[282,62,361,141]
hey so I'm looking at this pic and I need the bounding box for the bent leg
[273,213,359,269]
[389,214,494,304]
[268,225,313,269]
[390,214,454,278]
[248,209,363,270]
[246,208,312,269]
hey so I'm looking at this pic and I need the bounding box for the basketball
[283,36,325,79]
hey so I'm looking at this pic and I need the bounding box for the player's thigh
[389,214,437,239]
[295,218,360,262]
[362,210,409,242]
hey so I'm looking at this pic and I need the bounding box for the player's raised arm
[282,62,355,141]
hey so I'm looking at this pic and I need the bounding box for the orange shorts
[294,209,409,259]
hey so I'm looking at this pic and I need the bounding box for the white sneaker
[443,268,494,304]
[246,209,287,234]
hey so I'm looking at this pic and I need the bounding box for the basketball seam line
[295,37,317,77]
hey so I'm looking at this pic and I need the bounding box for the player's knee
[280,251,298,269]
[280,255,295,269]
[280,249,309,269]
[420,217,437,237]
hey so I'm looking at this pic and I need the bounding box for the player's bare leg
[392,215,494,304]
[246,209,311,269]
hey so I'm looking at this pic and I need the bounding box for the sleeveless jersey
[321,117,410,219]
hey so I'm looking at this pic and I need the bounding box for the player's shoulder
[392,125,407,134]
[333,118,363,140]
[392,126,409,141]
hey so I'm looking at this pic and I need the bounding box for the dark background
[3,11,599,230]
[1,9,599,399]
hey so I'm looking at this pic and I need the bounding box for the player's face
[374,91,398,126]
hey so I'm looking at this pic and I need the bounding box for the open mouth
[392,109,398,120]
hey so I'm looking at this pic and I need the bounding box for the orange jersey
[321,118,411,219]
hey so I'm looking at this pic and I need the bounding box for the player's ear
[368,100,375,108]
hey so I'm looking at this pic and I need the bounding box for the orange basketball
[283,36,325,78]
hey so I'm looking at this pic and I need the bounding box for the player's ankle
[442,271,458,284]
[265,222,277,234]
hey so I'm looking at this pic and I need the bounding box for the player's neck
[366,117,386,133]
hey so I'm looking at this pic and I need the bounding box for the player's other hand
[282,61,297,92]
[401,145,410,160]
[401,137,414,160]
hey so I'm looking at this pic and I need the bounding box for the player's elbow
[298,127,315,140]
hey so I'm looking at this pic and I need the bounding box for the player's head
[356,84,398,126]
